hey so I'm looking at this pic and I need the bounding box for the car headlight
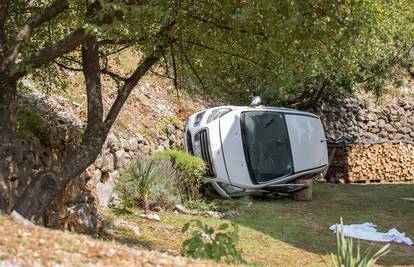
[193,111,205,127]
[207,108,231,123]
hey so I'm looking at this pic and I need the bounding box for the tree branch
[104,48,162,131]
[10,28,89,80]
[0,0,9,52]
[1,0,69,70]
[101,69,127,82]
[188,14,267,39]
[82,36,104,136]
[183,39,261,67]
[176,41,206,91]
[103,21,175,131]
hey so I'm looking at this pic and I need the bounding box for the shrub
[116,173,137,208]
[116,159,182,210]
[331,218,390,267]
[181,220,246,264]
[16,108,42,139]
[128,159,159,213]
[150,160,182,209]
[152,150,205,202]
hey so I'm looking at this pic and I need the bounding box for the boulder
[95,182,114,209]
[114,150,130,169]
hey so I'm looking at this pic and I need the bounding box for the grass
[102,184,414,266]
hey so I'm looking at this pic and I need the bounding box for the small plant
[116,173,137,208]
[15,108,42,139]
[155,115,183,133]
[331,218,390,267]
[128,159,159,213]
[152,150,205,203]
[116,159,182,210]
[181,220,246,264]
[151,160,182,209]
[185,199,220,212]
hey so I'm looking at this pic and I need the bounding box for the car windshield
[241,111,293,183]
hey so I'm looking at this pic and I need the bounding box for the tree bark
[0,72,18,212]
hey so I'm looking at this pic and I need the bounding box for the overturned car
[184,103,328,198]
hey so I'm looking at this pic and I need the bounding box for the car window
[241,111,293,183]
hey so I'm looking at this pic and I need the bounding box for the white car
[184,103,328,198]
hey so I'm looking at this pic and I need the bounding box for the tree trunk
[0,72,18,212]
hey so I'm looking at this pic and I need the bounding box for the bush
[150,160,182,209]
[331,218,390,267]
[181,220,246,264]
[16,108,42,139]
[152,150,205,202]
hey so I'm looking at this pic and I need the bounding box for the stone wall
[84,125,184,210]
[312,93,414,142]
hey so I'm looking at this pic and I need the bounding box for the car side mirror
[251,96,262,106]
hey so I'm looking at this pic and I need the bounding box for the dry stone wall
[312,93,414,142]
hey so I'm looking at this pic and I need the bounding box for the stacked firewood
[344,143,414,183]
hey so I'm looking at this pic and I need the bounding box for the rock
[384,124,397,133]
[203,210,222,218]
[112,219,140,235]
[174,204,187,213]
[121,138,130,151]
[10,210,34,227]
[166,124,175,135]
[106,133,119,152]
[139,213,161,221]
[66,204,103,234]
[84,164,95,179]
[128,138,139,151]
[136,135,147,144]
[87,169,102,188]
[95,182,114,209]
[398,127,411,134]
[152,205,164,212]
[223,210,239,218]
[114,150,130,169]
[101,152,114,172]
[366,113,377,121]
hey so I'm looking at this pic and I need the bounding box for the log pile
[326,143,414,183]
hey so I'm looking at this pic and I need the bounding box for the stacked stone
[314,94,414,142]
[83,125,184,210]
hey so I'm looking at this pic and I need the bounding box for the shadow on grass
[98,227,154,250]
[110,207,134,216]
[229,183,414,266]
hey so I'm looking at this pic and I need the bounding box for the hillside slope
[0,214,219,267]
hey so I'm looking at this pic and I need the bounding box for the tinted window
[241,111,293,183]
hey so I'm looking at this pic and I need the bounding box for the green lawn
[102,184,414,266]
